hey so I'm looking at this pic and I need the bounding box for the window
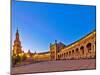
[69,51,71,55]
[76,48,79,52]
[80,46,84,54]
[72,50,74,54]
[86,43,92,52]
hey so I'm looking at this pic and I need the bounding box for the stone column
[84,44,87,58]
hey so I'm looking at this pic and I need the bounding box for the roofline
[65,30,96,48]
[37,51,50,54]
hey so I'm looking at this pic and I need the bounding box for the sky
[12,0,96,53]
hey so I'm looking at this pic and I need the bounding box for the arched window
[76,48,79,52]
[64,53,66,58]
[69,51,71,55]
[72,50,74,54]
[80,46,84,54]
[86,43,92,53]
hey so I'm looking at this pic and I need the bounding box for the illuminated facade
[12,29,96,62]
[12,29,23,56]
[56,31,96,60]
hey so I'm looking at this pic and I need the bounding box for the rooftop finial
[16,27,19,39]
[55,40,57,44]
[50,43,52,46]
[17,27,18,32]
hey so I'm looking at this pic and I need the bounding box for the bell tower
[12,28,22,55]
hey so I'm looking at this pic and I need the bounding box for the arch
[80,46,84,54]
[64,53,66,58]
[86,43,92,53]
[69,51,71,55]
[94,41,96,50]
[76,48,79,52]
[72,50,74,54]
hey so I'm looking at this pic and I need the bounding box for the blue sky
[12,0,96,53]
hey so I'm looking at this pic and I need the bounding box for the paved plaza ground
[11,59,96,74]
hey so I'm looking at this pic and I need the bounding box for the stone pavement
[11,59,96,74]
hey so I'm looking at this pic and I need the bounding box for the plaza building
[12,29,96,62]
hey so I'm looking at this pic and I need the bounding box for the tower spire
[17,27,18,33]
[16,27,19,40]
